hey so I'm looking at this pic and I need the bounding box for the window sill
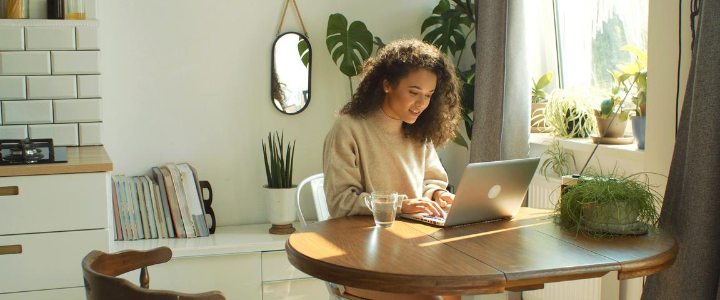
[529,133,644,162]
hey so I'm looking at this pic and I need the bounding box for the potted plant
[541,86,599,138]
[539,140,577,180]
[555,168,661,236]
[591,95,632,144]
[531,72,553,133]
[262,131,297,234]
[613,46,647,149]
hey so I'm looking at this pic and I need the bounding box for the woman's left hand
[433,190,455,208]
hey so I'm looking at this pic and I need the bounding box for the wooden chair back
[82,246,225,300]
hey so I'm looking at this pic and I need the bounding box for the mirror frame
[271,31,312,115]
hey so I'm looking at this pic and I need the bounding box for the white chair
[295,174,367,300]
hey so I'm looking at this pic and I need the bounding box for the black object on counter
[47,0,64,19]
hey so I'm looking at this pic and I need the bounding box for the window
[554,0,649,90]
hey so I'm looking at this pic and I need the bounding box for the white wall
[100,0,445,226]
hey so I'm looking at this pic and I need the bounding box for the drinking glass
[363,191,406,228]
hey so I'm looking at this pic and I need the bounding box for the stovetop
[0,139,68,165]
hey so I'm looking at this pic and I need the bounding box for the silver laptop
[400,157,540,227]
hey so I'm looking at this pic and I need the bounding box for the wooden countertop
[0,146,113,177]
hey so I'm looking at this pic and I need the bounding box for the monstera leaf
[298,39,310,68]
[421,0,472,57]
[326,13,374,77]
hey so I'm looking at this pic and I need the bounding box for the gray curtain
[641,1,720,299]
[470,0,530,163]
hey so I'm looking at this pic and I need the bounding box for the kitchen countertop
[0,146,113,177]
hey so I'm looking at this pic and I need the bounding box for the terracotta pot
[594,111,628,138]
[531,103,547,133]
[264,186,297,234]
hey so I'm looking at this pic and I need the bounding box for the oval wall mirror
[271,32,312,115]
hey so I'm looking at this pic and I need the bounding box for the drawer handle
[0,245,22,255]
[0,186,19,196]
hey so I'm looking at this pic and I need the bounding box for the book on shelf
[152,167,176,238]
[112,163,212,241]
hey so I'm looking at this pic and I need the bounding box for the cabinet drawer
[262,278,329,300]
[0,287,85,300]
[0,229,108,293]
[0,172,108,235]
[262,250,311,281]
[120,253,263,300]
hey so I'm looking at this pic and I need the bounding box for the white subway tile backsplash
[0,51,51,75]
[26,27,76,51]
[0,27,24,51]
[0,125,28,139]
[79,122,101,145]
[27,75,78,99]
[77,75,101,98]
[29,123,78,146]
[76,27,99,50]
[2,100,53,124]
[51,51,100,75]
[54,98,102,123]
[0,76,26,100]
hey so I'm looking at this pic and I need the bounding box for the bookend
[199,181,217,234]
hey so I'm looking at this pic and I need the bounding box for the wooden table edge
[618,241,679,279]
[285,240,507,295]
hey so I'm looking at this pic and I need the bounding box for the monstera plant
[325,0,476,149]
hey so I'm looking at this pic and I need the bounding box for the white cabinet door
[0,229,108,293]
[262,278,330,300]
[0,287,85,300]
[120,253,262,300]
[0,172,108,235]
[261,250,311,281]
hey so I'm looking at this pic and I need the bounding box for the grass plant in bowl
[555,167,662,237]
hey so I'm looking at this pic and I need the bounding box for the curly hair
[340,39,462,147]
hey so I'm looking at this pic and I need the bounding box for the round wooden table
[285,208,677,296]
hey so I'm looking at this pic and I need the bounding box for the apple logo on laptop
[488,185,502,199]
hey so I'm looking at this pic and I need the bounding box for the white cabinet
[262,250,330,300]
[0,287,85,300]
[0,146,113,298]
[112,224,329,300]
[120,253,263,300]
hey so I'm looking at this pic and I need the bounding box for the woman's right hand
[399,198,446,218]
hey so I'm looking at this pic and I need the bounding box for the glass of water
[364,191,406,228]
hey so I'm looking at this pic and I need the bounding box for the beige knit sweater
[323,109,448,218]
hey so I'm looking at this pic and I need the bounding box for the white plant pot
[264,186,298,234]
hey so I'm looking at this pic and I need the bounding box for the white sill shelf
[530,133,644,162]
[0,19,98,27]
[111,223,302,258]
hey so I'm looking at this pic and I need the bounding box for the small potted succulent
[262,131,297,234]
[555,167,662,236]
[531,72,553,133]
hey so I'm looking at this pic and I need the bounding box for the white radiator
[524,174,604,300]
[524,278,603,300]
[528,174,561,210]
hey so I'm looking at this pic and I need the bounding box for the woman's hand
[432,190,455,208]
[399,198,446,217]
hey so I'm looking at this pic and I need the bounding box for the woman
[323,39,463,300]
